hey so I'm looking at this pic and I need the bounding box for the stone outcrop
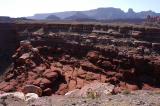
[0,22,160,96]
[65,82,115,98]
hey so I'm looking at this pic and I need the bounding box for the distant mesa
[27,7,160,20]
[64,12,94,21]
[128,8,135,14]
[0,16,13,22]
[46,15,61,20]
[0,16,32,23]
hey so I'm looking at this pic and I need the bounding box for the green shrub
[86,88,100,99]
[122,89,131,95]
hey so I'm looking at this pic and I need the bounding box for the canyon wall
[0,23,19,73]
[0,22,160,96]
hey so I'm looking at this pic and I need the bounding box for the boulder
[27,71,38,80]
[131,31,143,38]
[108,77,119,84]
[133,55,148,73]
[113,87,122,94]
[0,92,25,100]
[2,84,15,92]
[50,66,62,73]
[53,62,63,68]
[32,28,44,36]
[20,40,31,47]
[5,73,15,81]
[22,85,42,96]
[65,89,80,97]
[68,80,77,91]
[81,61,102,72]
[100,61,113,69]
[56,83,68,95]
[142,83,155,90]
[25,93,39,102]
[106,71,116,77]
[134,41,152,48]
[32,66,46,73]
[33,78,52,88]
[19,53,30,60]
[76,78,84,89]
[73,82,115,97]
[43,88,52,96]
[43,69,59,81]
[152,43,160,51]
[0,81,9,90]
[126,83,139,91]
[43,71,58,81]
[16,53,31,66]
[87,51,100,63]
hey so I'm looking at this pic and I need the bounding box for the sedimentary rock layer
[0,22,160,96]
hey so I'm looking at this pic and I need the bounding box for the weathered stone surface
[22,85,42,96]
[43,70,58,81]
[131,31,143,38]
[87,51,100,63]
[1,22,160,97]
[43,88,52,96]
[0,92,25,100]
[81,61,102,72]
[34,78,52,88]
[25,93,39,102]
[66,82,115,97]
[126,83,139,91]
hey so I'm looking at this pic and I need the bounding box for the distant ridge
[65,12,92,20]
[46,15,60,20]
[27,7,160,20]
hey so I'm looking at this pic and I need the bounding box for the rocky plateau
[0,22,160,105]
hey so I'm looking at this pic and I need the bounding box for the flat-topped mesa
[15,23,160,41]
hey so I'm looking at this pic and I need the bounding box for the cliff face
[0,22,160,96]
[0,23,19,73]
[0,23,18,52]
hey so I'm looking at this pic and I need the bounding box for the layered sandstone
[0,22,160,96]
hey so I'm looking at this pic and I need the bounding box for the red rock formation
[0,22,160,96]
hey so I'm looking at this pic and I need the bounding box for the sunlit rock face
[0,22,160,96]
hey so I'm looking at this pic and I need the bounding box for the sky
[0,0,160,17]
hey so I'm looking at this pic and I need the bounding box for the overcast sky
[0,0,159,17]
